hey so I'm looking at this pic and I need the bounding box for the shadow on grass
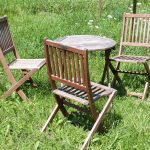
[67,110,122,135]
[113,82,127,97]
[112,73,147,97]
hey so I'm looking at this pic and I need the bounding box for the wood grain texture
[55,35,116,51]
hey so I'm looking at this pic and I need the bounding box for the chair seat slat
[53,89,89,105]
[54,82,114,105]
[9,59,45,70]
[111,55,150,63]
[116,69,147,75]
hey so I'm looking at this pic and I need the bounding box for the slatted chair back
[43,39,117,150]
[0,16,19,60]
[119,13,150,55]
[44,39,91,93]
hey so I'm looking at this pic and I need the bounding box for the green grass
[0,0,150,149]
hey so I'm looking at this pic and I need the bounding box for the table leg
[101,61,107,84]
[107,62,111,87]
[101,50,111,86]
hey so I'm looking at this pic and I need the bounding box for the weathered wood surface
[42,39,117,150]
[111,55,150,63]
[55,35,116,51]
[53,82,113,105]
[9,59,45,70]
[110,13,150,100]
[0,16,45,101]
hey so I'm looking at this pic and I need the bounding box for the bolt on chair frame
[41,39,117,150]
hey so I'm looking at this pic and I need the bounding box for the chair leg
[101,50,111,86]
[2,69,37,100]
[41,96,68,132]
[142,82,149,100]
[89,103,105,133]
[128,82,149,100]
[101,62,107,84]
[111,62,120,86]
[108,61,121,86]
[111,74,117,87]
[41,105,59,132]
[89,104,99,121]
[80,91,117,150]
[0,54,28,101]
[16,89,27,101]
[55,95,69,117]
[28,77,38,87]
[142,62,150,100]
[22,70,37,87]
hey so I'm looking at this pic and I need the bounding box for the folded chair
[41,39,117,149]
[110,13,150,100]
[0,16,45,101]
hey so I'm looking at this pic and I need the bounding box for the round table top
[55,35,116,51]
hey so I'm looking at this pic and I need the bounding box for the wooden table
[55,35,116,85]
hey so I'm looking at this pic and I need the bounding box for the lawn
[0,0,150,150]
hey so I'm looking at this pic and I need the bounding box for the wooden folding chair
[41,39,117,149]
[110,13,150,100]
[0,16,45,101]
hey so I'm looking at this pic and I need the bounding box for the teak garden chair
[0,16,45,101]
[110,13,150,100]
[41,39,117,149]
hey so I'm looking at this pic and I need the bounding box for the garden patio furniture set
[0,13,150,149]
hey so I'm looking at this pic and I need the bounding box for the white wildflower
[95,25,99,29]
[88,20,94,22]
[114,17,117,20]
[128,7,132,10]
[107,15,113,19]
[88,22,92,25]
[137,3,142,6]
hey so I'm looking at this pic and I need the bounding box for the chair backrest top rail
[122,42,150,47]
[124,13,150,18]
[45,39,87,55]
